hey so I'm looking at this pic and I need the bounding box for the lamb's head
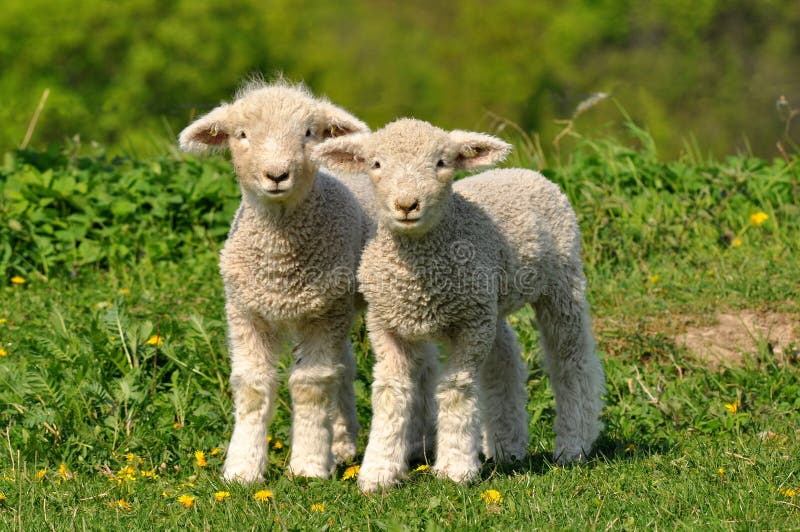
[313,118,510,236]
[179,80,368,208]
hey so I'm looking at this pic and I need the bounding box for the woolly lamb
[179,80,372,482]
[313,118,605,491]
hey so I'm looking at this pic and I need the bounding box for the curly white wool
[313,118,605,491]
[179,79,372,482]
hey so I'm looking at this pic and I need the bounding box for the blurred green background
[2,0,799,158]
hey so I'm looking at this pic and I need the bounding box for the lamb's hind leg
[331,339,359,464]
[222,308,281,483]
[535,284,605,464]
[407,342,438,465]
[480,319,529,463]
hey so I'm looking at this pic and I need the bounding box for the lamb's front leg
[287,322,348,478]
[358,329,420,492]
[223,308,280,483]
[434,326,495,484]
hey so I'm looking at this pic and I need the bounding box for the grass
[0,130,798,529]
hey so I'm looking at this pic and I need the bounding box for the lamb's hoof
[288,458,333,479]
[221,465,264,484]
[432,461,480,484]
[357,463,405,493]
[487,444,528,464]
[332,440,357,465]
[554,441,590,465]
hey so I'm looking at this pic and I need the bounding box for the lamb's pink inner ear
[198,125,228,146]
[450,131,511,170]
[321,148,364,167]
[323,125,345,139]
[313,135,369,173]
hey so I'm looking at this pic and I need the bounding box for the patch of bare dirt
[674,310,799,367]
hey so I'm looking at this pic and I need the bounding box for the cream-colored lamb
[179,80,371,482]
[313,118,605,491]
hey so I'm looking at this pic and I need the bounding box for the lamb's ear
[312,133,369,174]
[449,130,512,171]
[178,104,233,153]
[316,100,370,140]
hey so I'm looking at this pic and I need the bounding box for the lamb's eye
[372,161,381,169]
[436,159,446,168]
[237,131,247,140]
[305,128,312,138]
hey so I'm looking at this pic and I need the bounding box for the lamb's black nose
[395,199,419,215]
[265,172,289,184]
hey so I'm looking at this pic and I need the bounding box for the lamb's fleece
[179,79,372,482]
[313,118,605,491]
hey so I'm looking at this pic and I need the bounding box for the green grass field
[0,133,798,529]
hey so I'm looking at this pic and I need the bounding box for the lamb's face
[312,118,512,236]
[179,83,368,208]
[364,120,458,236]
[226,89,322,206]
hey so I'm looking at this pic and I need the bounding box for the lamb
[312,118,606,491]
[178,79,372,482]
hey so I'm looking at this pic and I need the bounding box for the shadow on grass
[476,434,675,481]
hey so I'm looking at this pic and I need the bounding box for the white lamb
[179,80,372,482]
[313,118,606,491]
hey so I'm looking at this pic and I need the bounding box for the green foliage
[0,144,239,279]
[2,1,800,157]
[0,127,799,527]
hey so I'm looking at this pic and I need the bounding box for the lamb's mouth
[396,217,421,225]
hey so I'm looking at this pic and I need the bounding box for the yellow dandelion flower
[210,447,222,456]
[141,469,157,479]
[177,494,195,508]
[717,467,725,476]
[0,318,6,324]
[749,212,768,227]
[310,502,325,513]
[115,499,132,510]
[173,422,182,430]
[57,463,71,480]
[272,440,283,450]
[214,491,231,502]
[266,435,272,443]
[117,464,137,482]
[253,489,273,502]
[731,237,742,248]
[724,399,740,414]
[414,464,430,472]
[648,274,660,284]
[342,465,360,480]
[147,335,163,346]
[0,348,7,357]
[779,487,796,498]
[118,288,130,295]
[194,450,207,467]
[35,469,47,481]
[10,276,25,285]
[125,452,135,462]
[480,489,503,505]
[0,492,6,503]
